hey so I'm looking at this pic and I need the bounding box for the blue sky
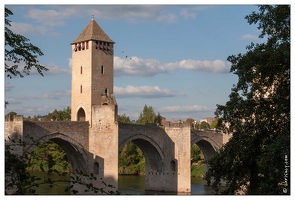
[3,3,274,121]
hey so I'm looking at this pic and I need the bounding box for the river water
[32,172,215,195]
[118,175,215,195]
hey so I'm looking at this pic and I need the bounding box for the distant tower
[71,17,116,125]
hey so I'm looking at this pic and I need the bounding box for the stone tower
[71,17,116,125]
[71,18,119,191]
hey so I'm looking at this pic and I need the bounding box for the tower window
[80,66,83,74]
[77,107,86,121]
[80,85,82,93]
[170,160,176,171]
[86,41,89,49]
[93,162,99,174]
[101,65,104,74]
[105,88,108,96]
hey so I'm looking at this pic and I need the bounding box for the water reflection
[30,171,70,195]
[118,175,215,195]
[30,172,214,195]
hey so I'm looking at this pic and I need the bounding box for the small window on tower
[105,88,108,96]
[93,162,99,174]
[80,85,82,93]
[86,41,89,49]
[80,66,82,74]
[170,160,176,171]
[101,65,104,74]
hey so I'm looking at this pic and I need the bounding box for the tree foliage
[24,107,71,121]
[118,142,145,175]
[199,121,210,130]
[205,5,290,195]
[43,107,71,121]
[5,7,48,78]
[136,105,165,125]
[210,118,222,129]
[27,140,70,172]
[118,114,131,124]
[191,144,202,163]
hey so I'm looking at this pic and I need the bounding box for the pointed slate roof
[71,19,114,44]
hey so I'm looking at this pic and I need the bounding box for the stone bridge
[5,114,230,194]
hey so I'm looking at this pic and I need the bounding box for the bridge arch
[24,132,89,173]
[191,135,221,176]
[119,134,164,172]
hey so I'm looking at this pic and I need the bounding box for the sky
[2,2,287,122]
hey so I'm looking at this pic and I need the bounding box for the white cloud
[6,90,70,102]
[114,85,182,98]
[156,13,178,23]
[114,56,230,77]
[10,22,48,36]
[180,8,197,19]
[114,56,166,77]
[5,61,70,76]
[159,105,210,113]
[27,8,67,27]
[165,59,229,73]
[23,5,212,27]
[24,5,179,24]
[5,83,14,92]
[240,34,257,40]
[42,90,71,100]
[43,63,71,75]
[68,58,72,69]
[4,97,22,105]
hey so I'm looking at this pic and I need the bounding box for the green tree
[200,121,210,130]
[155,112,165,125]
[210,118,222,129]
[191,144,201,163]
[118,114,131,124]
[5,8,48,78]
[27,140,70,172]
[118,142,145,175]
[42,107,71,121]
[136,105,164,125]
[205,5,290,195]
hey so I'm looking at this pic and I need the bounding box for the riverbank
[191,161,204,178]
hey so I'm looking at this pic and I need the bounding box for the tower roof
[71,19,114,44]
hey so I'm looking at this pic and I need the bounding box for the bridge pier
[162,122,191,193]
[88,104,119,192]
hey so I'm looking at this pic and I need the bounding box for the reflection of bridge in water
[5,115,230,194]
